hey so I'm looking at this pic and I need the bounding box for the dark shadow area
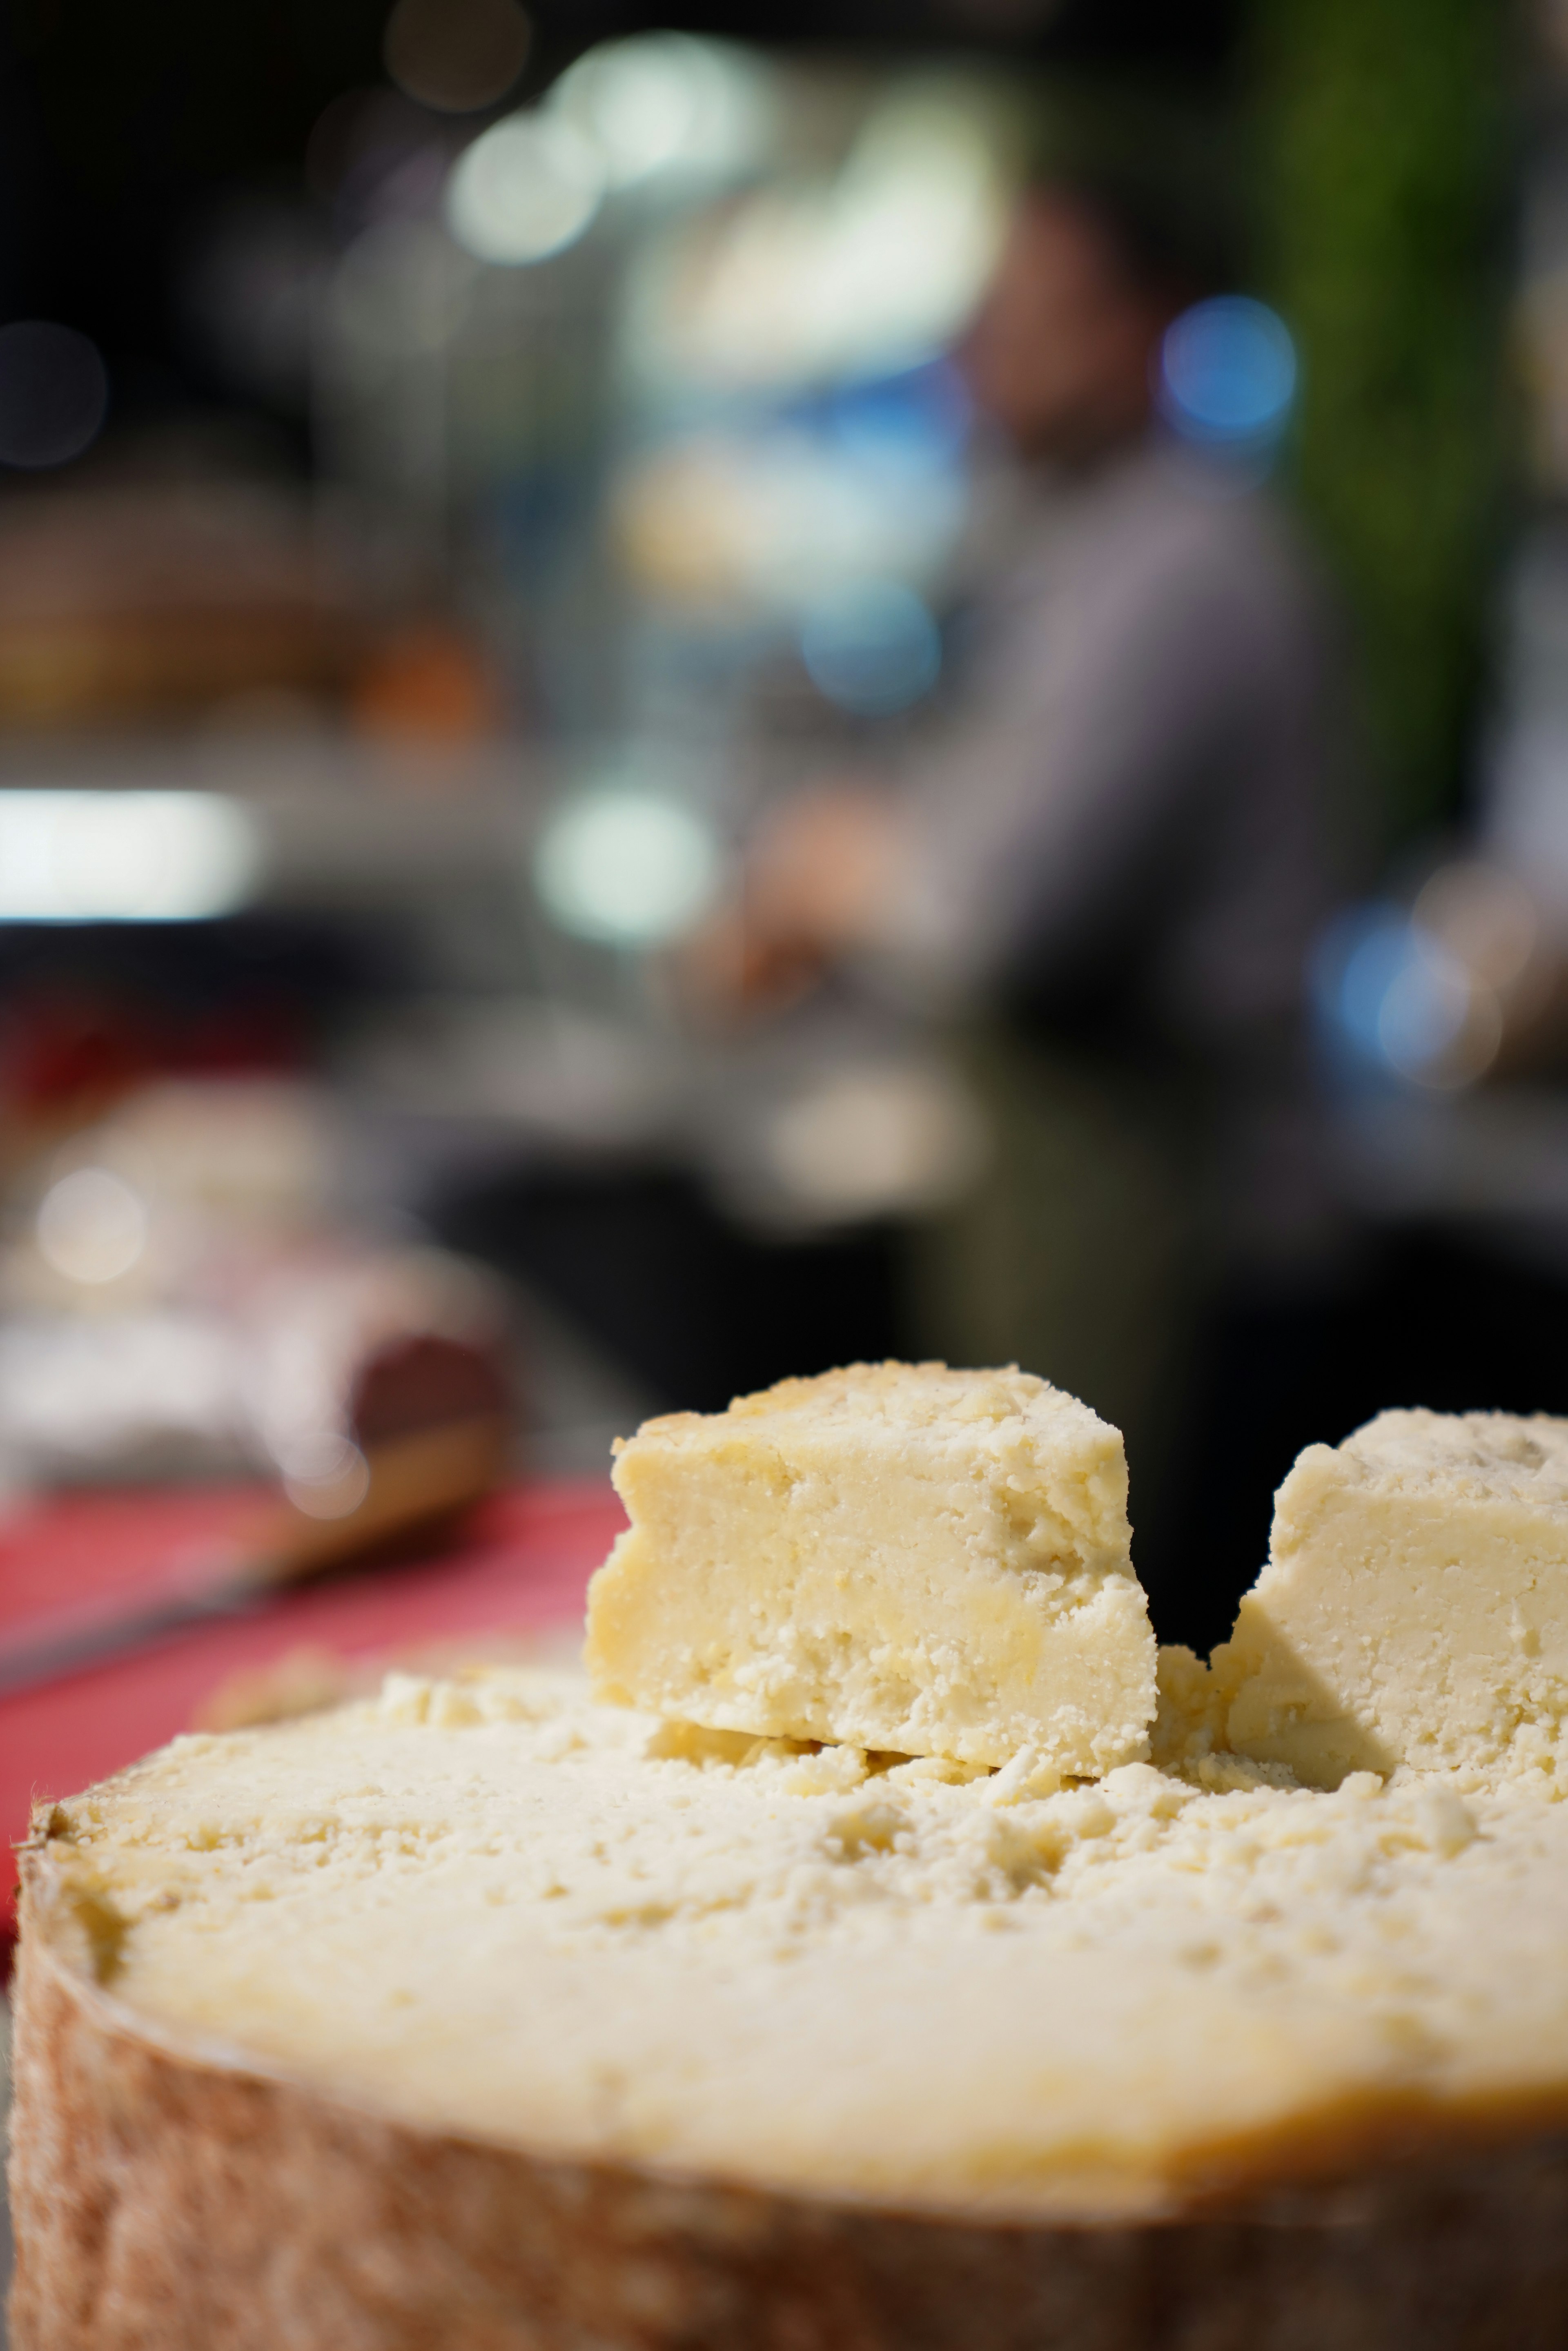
[432,1164,909,1415]
[1147,1226,1568,1656]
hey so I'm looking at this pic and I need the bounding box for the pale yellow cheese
[1212,1408,1568,1790]
[39,1666,1568,2222]
[584,1361,1155,1776]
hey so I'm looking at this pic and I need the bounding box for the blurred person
[694,173,1356,1640]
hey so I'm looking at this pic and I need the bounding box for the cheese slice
[584,1361,1155,1775]
[28,1666,1568,2222]
[1214,1408,1568,1789]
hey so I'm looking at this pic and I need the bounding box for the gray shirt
[884,443,1346,1071]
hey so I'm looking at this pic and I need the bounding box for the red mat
[0,1479,625,1934]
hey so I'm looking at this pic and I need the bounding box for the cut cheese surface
[585,1362,1154,1775]
[31,1665,1568,2222]
[1212,1409,1568,1790]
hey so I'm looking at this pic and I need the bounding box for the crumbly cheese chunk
[34,1667,1568,2222]
[584,1362,1155,1776]
[1213,1409,1568,1789]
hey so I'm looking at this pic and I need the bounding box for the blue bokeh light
[823,360,972,475]
[1311,903,1481,1088]
[799,579,942,717]
[1314,905,1412,1063]
[1160,297,1297,447]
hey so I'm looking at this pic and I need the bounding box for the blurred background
[0,0,1557,1651]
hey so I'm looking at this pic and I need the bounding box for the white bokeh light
[0,792,262,922]
[622,81,1005,391]
[534,789,719,946]
[445,114,604,265]
[37,1168,149,1287]
[277,1430,373,1520]
[549,34,770,188]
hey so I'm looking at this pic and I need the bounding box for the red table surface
[0,1479,626,1936]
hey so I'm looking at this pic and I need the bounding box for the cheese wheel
[12,1667,1568,2348]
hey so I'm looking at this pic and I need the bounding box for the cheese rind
[584,1361,1155,1774]
[1214,1408,1568,1789]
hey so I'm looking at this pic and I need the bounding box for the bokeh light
[445,114,603,265]
[825,362,972,475]
[800,580,942,716]
[36,1168,148,1287]
[762,1064,985,1222]
[549,34,770,189]
[1314,903,1505,1091]
[1159,297,1297,447]
[1376,950,1500,1087]
[306,87,443,222]
[612,427,964,613]
[0,323,109,470]
[384,0,531,115]
[534,788,719,946]
[0,793,263,923]
[620,81,1004,392]
[277,1431,373,1520]
[1414,861,1541,996]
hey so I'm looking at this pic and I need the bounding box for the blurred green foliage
[1250,0,1510,840]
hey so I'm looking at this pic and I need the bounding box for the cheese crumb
[585,1361,1156,1774]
